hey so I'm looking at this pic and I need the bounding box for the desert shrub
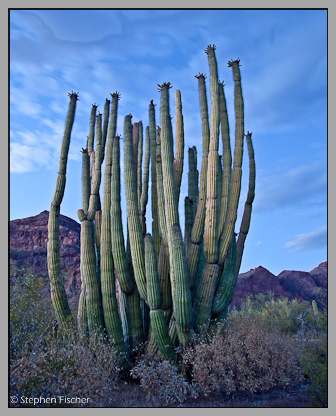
[10,271,55,361]
[229,293,327,335]
[130,355,198,404]
[301,334,328,407]
[10,271,121,407]
[10,329,121,407]
[182,315,304,397]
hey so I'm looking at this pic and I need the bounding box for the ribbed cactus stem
[191,73,210,245]
[110,136,134,295]
[219,59,245,266]
[188,146,199,220]
[149,100,161,260]
[155,127,168,243]
[184,197,193,258]
[187,74,210,286]
[171,223,192,338]
[150,309,176,361]
[235,132,255,276]
[192,262,220,333]
[102,98,110,153]
[124,114,147,302]
[132,122,139,192]
[139,125,150,235]
[145,234,162,310]
[203,45,220,264]
[212,232,236,315]
[87,104,97,157]
[77,285,89,338]
[173,90,184,201]
[125,230,144,352]
[47,92,78,326]
[80,219,105,334]
[81,147,90,215]
[86,114,103,222]
[159,82,180,302]
[137,121,143,209]
[100,135,128,355]
[218,81,232,236]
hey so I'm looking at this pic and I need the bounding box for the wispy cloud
[254,161,327,212]
[284,225,327,252]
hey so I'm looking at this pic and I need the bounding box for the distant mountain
[9,211,327,308]
[10,210,81,298]
[233,263,327,309]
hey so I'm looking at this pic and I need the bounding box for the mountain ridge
[9,211,327,308]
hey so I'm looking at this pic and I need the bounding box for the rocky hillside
[9,211,327,308]
[10,210,81,297]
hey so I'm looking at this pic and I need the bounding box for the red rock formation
[10,211,81,296]
[232,266,294,307]
[9,211,327,309]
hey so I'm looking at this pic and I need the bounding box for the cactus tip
[205,44,217,54]
[157,82,173,92]
[68,91,79,100]
[195,72,206,80]
[111,91,121,100]
[228,58,241,67]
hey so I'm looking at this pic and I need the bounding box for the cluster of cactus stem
[47,45,256,366]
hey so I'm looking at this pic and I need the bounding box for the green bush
[229,293,327,335]
[301,335,328,407]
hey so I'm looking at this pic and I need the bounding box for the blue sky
[9,9,327,275]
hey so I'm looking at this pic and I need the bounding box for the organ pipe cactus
[47,91,78,327]
[48,45,256,365]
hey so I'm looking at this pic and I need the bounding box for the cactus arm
[81,147,90,215]
[102,98,110,153]
[191,73,210,245]
[145,233,176,360]
[192,262,220,333]
[159,82,179,299]
[173,90,184,202]
[203,45,220,264]
[124,114,148,302]
[184,197,193,258]
[137,121,143,210]
[211,232,236,315]
[188,146,199,220]
[149,101,161,260]
[132,122,139,194]
[110,136,134,295]
[80,220,105,334]
[87,114,103,222]
[145,234,162,310]
[125,229,145,352]
[235,132,255,276]
[219,59,245,266]
[100,134,128,355]
[155,127,168,244]
[218,82,232,235]
[187,74,210,286]
[77,284,89,338]
[47,92,78,326]
[139,125,150,235]
[171,224,192,338]
[87,104,97,157]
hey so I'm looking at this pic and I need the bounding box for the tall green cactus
[47,92,78,327]
[48,45,256,367]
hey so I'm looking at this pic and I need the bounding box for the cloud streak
[284,225,327,252]
[254,161,327,212]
